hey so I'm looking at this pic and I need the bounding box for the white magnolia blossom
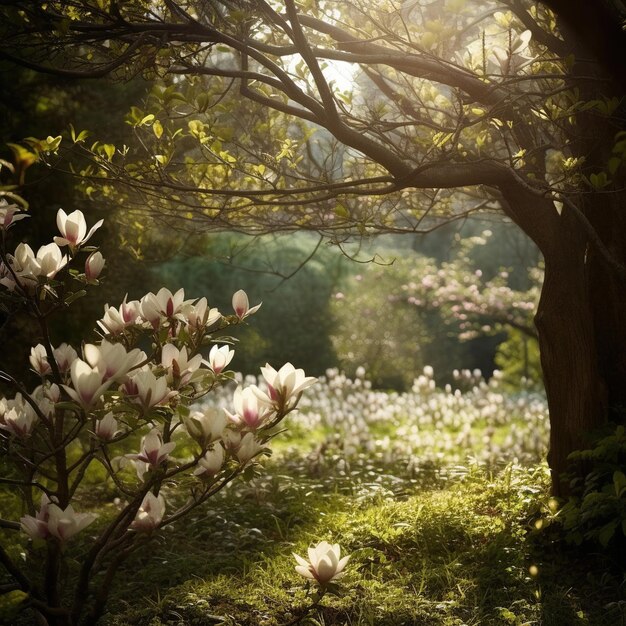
[235,431,264,464]
[98,295,141,335]
[0,403,38,438]
[225,386,273,430]
[20,493,52,540]
[131,492,165,531]
[293,541,350,585]
[127,369,176,409]
[54,208,103,249]
[83,339,145,382]
[29,344,51,376]
[63,359,112,408]
[193,444,225,476]
[140,287,188,326]
[207,344,235,375]
[254,363,317,409]
[46,503,97,543]
[232,289,261,321]
[183,408,227,447]
[161,344,204,386]
[53,343,79,374]
[181,297,221,331]
[0,198,29,230]
[95,412,121,441]
[85,251,105,280]
[127,429,175,469]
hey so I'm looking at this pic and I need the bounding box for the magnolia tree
[0,201,316,626]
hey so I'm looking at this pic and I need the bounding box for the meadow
[44,369,622,626]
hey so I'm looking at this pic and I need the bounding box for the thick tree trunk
[500,185,625,496]
[534,225,608,496]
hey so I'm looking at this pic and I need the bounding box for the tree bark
[534,217,608,495]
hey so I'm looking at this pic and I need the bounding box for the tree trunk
[534,224,608,495]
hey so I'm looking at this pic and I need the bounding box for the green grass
[96,458,624,626]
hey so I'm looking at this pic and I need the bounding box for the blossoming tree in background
[0,197,316,626]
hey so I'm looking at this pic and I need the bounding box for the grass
[2,372,624,625]
[98,456,624,626]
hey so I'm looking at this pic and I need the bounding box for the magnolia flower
[53,343,78,374]
[46,503,96,543]
[193,445,225,476]
[182,297,221,331]
[0,406,37,438]
[235,432,264,464]
[31,384,57,419]
[0,199,29,230]
[131,492,165,531]
[95,412,121,440]
[29,344,51,376]
[20,493,51,540]
[254,363,317,409]
[84,340,145,382]
[128,369,176,409]
[225,386,272,430]
[183,408,227,447]
[161,344,204,386]
[293,541,350,585]
[232,289,261,321]
[127,429,175,468]
[140,287,187,326]
[63,359,112,408]
[221,429,242,453]
[98,295,141,335]
[54,208,103,249]
[85,251,105,280]
[13,242,39,280]
[35,243,67,279]
[208,344,234,375]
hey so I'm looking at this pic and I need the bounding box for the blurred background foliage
[0,60,543,392]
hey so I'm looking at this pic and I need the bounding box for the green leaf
[103,144,115,160]
[65,290,87,304]
[138,114,155,126]
[598,520,618,547]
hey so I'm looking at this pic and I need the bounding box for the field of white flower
[199,366,549,472]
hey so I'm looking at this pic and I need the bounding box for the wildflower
[293,541,350,585]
